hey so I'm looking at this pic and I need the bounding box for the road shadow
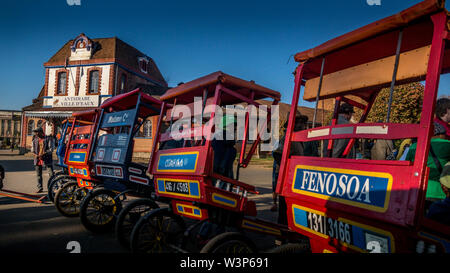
[0,204,127,253]
[255,187,273,195]
[0,159,35,172]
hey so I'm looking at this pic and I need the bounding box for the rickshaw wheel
[47,170,66,191]
[130,208,186,253]
[79,188,121,233]
[115,198,159,249]
[47,175,73,203]
[267,243,311,253]
[200,232,257,254]
[54,181,88,217]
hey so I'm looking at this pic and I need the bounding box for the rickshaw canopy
[101,88,162,118]
[72,108,100,123]
[160,71,281,105]
[296,0,447,102]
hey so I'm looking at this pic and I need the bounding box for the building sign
[44,96,99,108]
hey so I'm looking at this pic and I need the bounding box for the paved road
[0,150,279,253]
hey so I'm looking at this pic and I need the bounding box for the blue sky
[0,0,449,110]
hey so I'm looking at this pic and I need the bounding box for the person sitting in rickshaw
[322,103,356,158]
[212,115,237,181]
[427,161,450,225]
[159,121,184,150]
[434,97,450,139]
[406,127,450,209]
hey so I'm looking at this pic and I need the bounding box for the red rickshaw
[130,71,300,253]
[273,0,450,253]
[54,109,100,217]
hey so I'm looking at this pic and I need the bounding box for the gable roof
[44,35,167,87]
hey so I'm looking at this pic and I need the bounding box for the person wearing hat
[32,126,54,193]
[323,102,356,158]
[426,161,450,225]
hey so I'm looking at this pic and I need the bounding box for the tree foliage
[353,82,424,124]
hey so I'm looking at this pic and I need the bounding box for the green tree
[353,82,424,124]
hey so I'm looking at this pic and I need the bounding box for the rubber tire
[267,243,311,253]
[200,232,257,254]
[130,208,186,253]
[79,188,121,233]
[115,198,159,249]
[46,170,66,191]
[47,175,73,203]
[54,181,87,217]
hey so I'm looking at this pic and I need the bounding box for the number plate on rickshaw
[101,166,115,176]
[305,211,352,245]
[292,205,393,252]
[164,181,189,195]
[96,164,123,179]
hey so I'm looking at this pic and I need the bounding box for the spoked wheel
[79,188,121,233]
[54,181,88,217]
[47,175,73,203]
[47,170,66,191]
[115,198,159,249]
[200,232,257,254]
[130,208,186,253]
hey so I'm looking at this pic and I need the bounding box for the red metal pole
[239,91,255,165]
[327,96,341,157]
[205,84,222,176]
[341,91,378,157]
[406,11,447,225]
[276,64,304,195]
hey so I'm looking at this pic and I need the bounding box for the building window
[57,71,67,95]
[140,61,147,73]
[89,70,100,93]
[143,120,152,138]
[119,74,127,94]
[37,120,43,130]
[27,120,34,136]
[138,57,149,74]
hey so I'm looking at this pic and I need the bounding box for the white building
[21,33,168,151]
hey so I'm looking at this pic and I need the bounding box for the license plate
[164,181,189,195]
[306,212,352,245]
[101,166,115,176]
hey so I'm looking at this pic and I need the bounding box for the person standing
[32,127,54,193]
[271,114,309,220]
